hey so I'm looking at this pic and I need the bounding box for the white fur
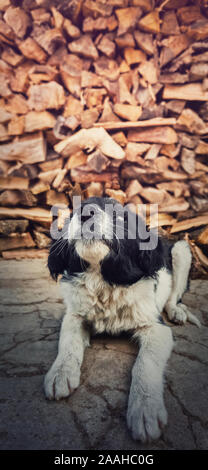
[44,239,199,441]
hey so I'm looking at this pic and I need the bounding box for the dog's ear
[48,238,89,281]
[101,235,166,286]
[101,245,144,286]
[48,237,69,281]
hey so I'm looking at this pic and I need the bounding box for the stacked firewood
[0,0,208,273]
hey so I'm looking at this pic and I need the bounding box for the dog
[44,196,200,443]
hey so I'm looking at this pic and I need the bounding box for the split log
[55,128,125,160]
[28,81,66,111]
[24,111,56,132]
[0,176,29,191]
[0,132,46,163]
[115,7,142,36]
[128,126,178,144]
[4,6,31,39]
[17,37,47,63]
[177,108,207,134]
[68,34,98,60]
[0,219,29,236]
[1,249,48,260]
[0,190,37,207]
[114,103,142,121]
[70,168,118,184]
[163,83,208,101]
[0,207,52,223]
[171,215,208,234]
[0,232,35,252]
[93,117,176,129]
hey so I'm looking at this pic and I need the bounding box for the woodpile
[0,0,208,275]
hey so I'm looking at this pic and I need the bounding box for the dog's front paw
[44,357,80,400]
[165,302,200,327]
[127,391,167,443]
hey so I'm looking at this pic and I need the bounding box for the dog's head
[48,196,166,286]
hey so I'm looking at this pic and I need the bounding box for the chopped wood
[159,198,189,213]
[105,188,126,204]
[94,57,120,81]
[160,34,191,67]
[24,111,56,133]
[128,126,178,144]
[85,182,103,199]
[17,37,47,63]
[81,70,103,88]
[97,35,115,58]
[28,81,65,111]
[0,189,37,207]
[144,143,161,160]
[4,6,31,39]
[125,179,143,199]
[64,152,85,172]
[30,181,50,195]
[0,232,35,252]
[164,100,186,114]
[70,168,118,184]
[178,132,199,149]
[32,26,65,55]
[181,148,196,175]
[171,215,208,234]
[87,150,109,173]
[138,60,158,84]
[187,20,208,41]
[126,142,151,161]
[0,132,46,163]
[0,219,29,236]
[161,143,181,158]
[0,206,52,223]
[55,128,125,160]
[138,11,160,34]
[124,47,146,65]
[52,169,67,189]
[198,226,208,246]
[161,10,180,35]
[81,108,100,129]
[114,103,142,121]
[163,83,208,101]
[1,248,48,259]
[112,131,127,147]
[189,62,208,81]
[45,190,68,206]
[116,33,135,49]
[99,98,121,123]
[177,108,207,134]
[196,140,208,154]
[0,176,29,191]
[134,30,154,55]
[63,18,80,38]
[68,34,98,60]
[6,94,29,114]
[115,7,142,36]
[39,158,63,172]
[0,0,207,268]
[94,117,177,129]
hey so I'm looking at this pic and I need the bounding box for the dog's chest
[61,268,157,334]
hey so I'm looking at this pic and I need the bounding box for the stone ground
[0,259,207,451]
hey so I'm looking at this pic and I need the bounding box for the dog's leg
[44,313,90,400]
[127,322,173,443]
[165,240,200,327]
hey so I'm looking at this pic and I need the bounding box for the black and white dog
[44,197,200,442]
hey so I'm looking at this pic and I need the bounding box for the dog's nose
[81,214,92,223]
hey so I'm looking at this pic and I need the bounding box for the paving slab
[0,259,207,450]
